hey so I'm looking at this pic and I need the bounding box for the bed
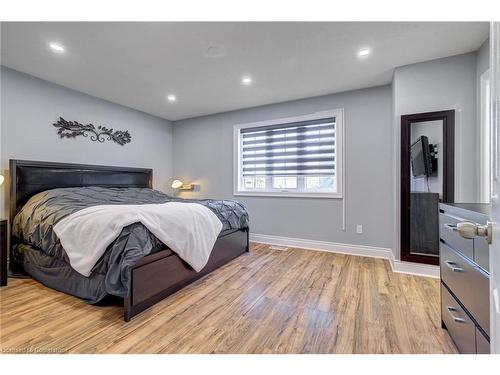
[9,159,249,321]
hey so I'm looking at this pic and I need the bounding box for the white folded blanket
[53,202,223,277]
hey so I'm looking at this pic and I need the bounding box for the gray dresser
[439,203,490,353]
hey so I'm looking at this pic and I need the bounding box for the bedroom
[1,0,500,371]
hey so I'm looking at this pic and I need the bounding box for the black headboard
[9,159,153,225]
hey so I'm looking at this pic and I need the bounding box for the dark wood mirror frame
[400,110,455,265]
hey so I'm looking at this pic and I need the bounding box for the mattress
[12,187,249,303]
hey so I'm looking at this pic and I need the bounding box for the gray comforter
[12,187,249,303]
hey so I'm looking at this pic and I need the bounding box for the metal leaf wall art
[53,117,132,146]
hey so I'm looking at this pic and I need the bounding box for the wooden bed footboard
[124,228,249,321]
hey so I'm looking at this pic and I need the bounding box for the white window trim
[233,109,344,199]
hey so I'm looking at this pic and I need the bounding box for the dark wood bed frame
[9,159,249,321]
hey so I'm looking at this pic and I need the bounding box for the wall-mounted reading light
[171,179,194,190]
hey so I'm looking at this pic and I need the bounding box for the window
[233,109,343,198]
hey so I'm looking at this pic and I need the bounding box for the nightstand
[0,219,7,286]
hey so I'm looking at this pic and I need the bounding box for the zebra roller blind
[240,117,336,176]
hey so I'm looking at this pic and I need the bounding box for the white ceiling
[0,22,489,121]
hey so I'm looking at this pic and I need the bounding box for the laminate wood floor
[0,243,457,354]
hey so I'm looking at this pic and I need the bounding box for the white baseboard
[389,259,440,278]
[250,233,393,259]
[250,233,440,279]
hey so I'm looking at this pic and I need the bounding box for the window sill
[233,191,343,199]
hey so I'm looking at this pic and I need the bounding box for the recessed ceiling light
[49,42,65,53]
[358,48,371,58]
[167,94,177,102]
[241,76,252,85]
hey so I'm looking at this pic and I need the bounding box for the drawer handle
[444,260,464,272]
[446,306,466,323]
[444,223,458,232]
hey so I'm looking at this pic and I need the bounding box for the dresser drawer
[474,236,489,272]
[439,213,474,260]
[440,242,490,334]
[476,328,490,354]
[441,284,476,354]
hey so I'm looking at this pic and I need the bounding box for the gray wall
[476,39,490,203]
[0,67,174,218]
[394,52,478,202]
[0,49,486,258]
[392,52,480,259]
[476,38,490,82]
[173,85,394,249]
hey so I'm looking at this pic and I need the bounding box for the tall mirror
[401,111,454,264]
